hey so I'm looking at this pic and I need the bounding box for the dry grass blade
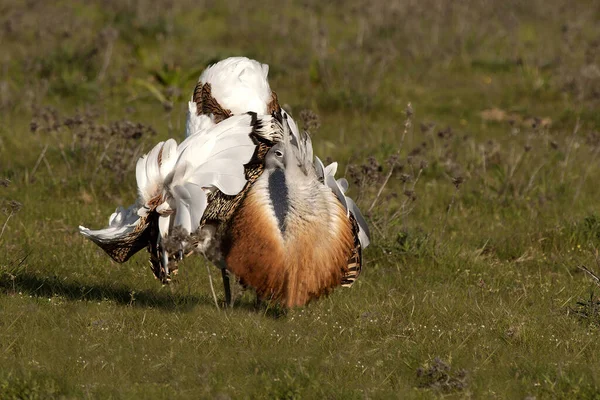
[368,103,413,213]
[203,256,220,311]
[560,117,581,184]
[29,144,49,183]
[578,265,600,288]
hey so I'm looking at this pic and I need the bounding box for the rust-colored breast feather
[224,188,354,307]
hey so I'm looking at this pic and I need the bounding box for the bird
[79,56,370,307]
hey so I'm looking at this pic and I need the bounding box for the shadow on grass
[0,270,289,318]
[0,271,212,311]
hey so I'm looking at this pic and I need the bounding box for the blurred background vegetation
[1,0,600,398]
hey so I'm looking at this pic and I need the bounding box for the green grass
[1,0,600,398]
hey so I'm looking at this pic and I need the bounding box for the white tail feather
[79,205,141,242]
[185,101,216,137]
[316,156,371,249]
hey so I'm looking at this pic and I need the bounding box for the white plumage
[79,206,141,245]
[315,157,370,249]
[185,101,215,138]
[186,57,275,137]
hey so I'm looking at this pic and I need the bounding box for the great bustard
[79,57,369,307]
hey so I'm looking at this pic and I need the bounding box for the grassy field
[1,0,600,398]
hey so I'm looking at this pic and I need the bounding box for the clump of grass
[29,105,156,183]
[416,357,468,393]
[582,214,600,241]
[571,291,600,327]
[345,103,431,245]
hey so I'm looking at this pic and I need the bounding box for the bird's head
[264,142,287,171]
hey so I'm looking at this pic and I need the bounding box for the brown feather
[192,82,233,123]
[267,91,281,114]
[201,83,232,123]
[192,81,203,116]
[84,215,150,264]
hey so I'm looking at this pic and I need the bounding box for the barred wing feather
[78,205,148,263]
[315,155,371,288]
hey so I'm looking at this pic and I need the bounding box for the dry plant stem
[0,211,13,241]
[561,117,581,184]
[440,186,460,239]
[203,258,220,310]
[403,167,423,211]
[58,144,72,173]
[524,161,547,195]
[42,154,56,184]
[92,137,115,178]
[389,167,423,222]
[368,103,413,213]
[97,38,114,83]
[368,163,396,213]
[481,146,486,177]
[29,144,49,183]
[48,131,72,173]
[503,148,527,196]
[369,218,385,238]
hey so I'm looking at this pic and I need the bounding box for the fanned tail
[80,113,283,283]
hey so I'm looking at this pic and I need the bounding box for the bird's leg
[221,268,231,307]
[216,260,232,307]
[162,254,169,276]
[148,218,162,281]
[254,294,263,310]
[156,233,169,282]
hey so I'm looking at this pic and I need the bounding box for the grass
[1,0,600,398]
